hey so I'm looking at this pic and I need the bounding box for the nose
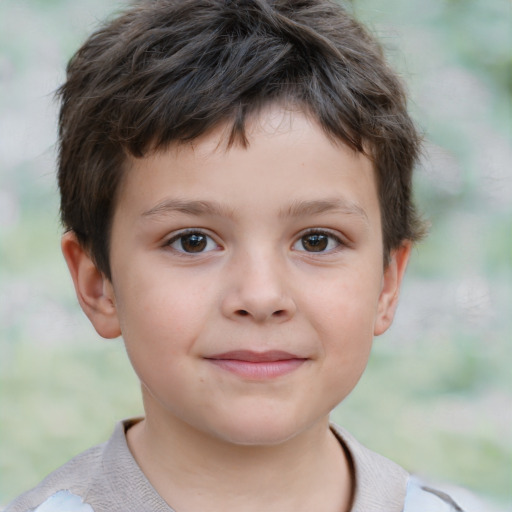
[221,252,297,323]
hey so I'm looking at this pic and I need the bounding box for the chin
[206,413,316,447]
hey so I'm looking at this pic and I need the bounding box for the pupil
[181,234,207,252]
[303,234,328,252]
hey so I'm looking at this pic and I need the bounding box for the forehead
[116,107,380,227]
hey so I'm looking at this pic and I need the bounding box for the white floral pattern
[403,477,465,512]
[31,491,94,512]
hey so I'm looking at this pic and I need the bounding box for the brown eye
[293,231,341,253]
[301,233,329,252]
[168,232,218,253]
[180,233,207,252]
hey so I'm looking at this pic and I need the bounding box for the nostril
[232,308,290,320]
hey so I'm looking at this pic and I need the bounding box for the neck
[127,401,352,512]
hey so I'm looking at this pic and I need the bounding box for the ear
[374,242,411,336]
[61,231,121,339]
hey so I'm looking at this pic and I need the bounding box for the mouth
[205,350,307,380]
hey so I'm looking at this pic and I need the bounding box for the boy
[6,0,465,511]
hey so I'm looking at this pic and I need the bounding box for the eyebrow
[141,197,368,223]
[281,198,369,222]
[141,198,235,219]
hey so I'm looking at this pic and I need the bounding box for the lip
[205,350,307,379]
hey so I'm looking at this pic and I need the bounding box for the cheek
[303,270,379,392]
[115,259,210,323]
[116,283,205,401]
[305,269,381,339]
[112,268,218,374]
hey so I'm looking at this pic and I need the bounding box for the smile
[205,350,308,379]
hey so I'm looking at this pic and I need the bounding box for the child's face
[67,107,409,446]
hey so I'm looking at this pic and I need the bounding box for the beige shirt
[5,419,463,512]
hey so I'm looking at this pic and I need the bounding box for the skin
[62,107,410,512]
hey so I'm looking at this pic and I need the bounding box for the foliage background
[0,0,510,509]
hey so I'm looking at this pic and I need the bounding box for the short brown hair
[58,0,425,279]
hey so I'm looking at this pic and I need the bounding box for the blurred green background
[0,0,510,509]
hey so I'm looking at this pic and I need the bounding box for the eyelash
[292,229,345,254]
[164,228,346,256]
[165,229,221,255]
